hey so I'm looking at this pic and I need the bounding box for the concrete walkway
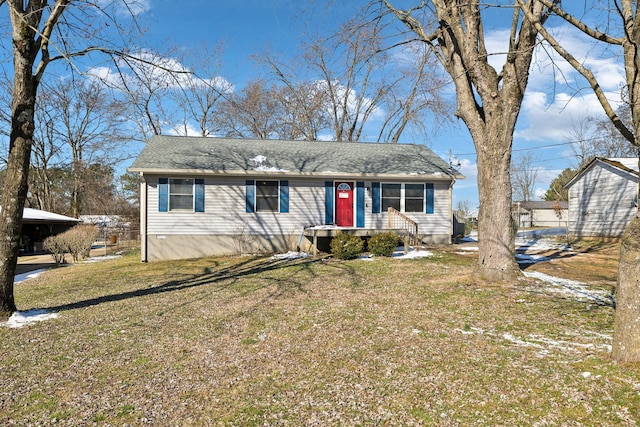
[16,246,116,276]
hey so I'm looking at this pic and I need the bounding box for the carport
[19,208,80,254]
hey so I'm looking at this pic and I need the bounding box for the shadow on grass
[516,239,613,271]
[42,256,357,313]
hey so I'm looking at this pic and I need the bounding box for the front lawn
[1,248,638,426]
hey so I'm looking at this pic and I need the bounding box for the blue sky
[86,1,630,212]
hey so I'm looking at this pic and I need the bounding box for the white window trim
[168,177,194,212]
[255,180,280,213]
[381,182,425,213]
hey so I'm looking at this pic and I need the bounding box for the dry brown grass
[1,247,639,426]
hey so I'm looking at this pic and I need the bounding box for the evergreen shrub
[330,232,364,260]
[368,232,400,257]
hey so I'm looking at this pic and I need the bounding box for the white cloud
[479,24,625,145]
[515,89,621,142]
[455,158,478,189]
[95,0,152,17]
[167,122,202,137]
[86,52,234,94]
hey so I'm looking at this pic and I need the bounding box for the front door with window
[335,182,354,226]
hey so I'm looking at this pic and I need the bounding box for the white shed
[564,157,638,238]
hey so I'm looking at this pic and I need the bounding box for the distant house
[80,215,132,243]
[564,157,639,238]
[128,136,464,261]
[512,200,568,228]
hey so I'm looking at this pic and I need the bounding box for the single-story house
[18,207,80,254]
[564,157,639,238]
[512,200,568,228]
[128,136,464,261]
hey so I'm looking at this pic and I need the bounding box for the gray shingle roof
[129,136,463,179]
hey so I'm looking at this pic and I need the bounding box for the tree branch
[516,0,635,144]
[537,0,623,45]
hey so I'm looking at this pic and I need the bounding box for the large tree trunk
[382,0,545,283]
[0,73,37,316]
[612,212,640,363]
[476,135,518,281]
[0,4,40,316]
[467,95,520,281]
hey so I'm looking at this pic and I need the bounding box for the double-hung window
[404,183,425,212]
[245,180,289,213]
[256,180,279,212]
[158,177,204,212]
[381,183,425,213]
[381,183,401,211]
[169,178,194,210]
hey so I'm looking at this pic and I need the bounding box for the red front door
[335,182,354,227]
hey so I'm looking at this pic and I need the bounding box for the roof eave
[129,167,462,181]
[564,157,639,189]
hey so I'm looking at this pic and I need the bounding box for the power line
[451,136,603,157]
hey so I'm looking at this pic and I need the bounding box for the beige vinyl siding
[568,163,637,237]
[364,180,451,236]
[142,176,453,260]
[146,176,325,236]
[529,208,567,227]
[146,176,452,236]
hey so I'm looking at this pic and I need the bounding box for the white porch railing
[387,207,419,245]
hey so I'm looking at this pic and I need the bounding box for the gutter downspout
[140,173,148,262]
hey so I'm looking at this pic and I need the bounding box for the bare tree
[565,107,637,169]
[383,0,553,281]
[261,12,452,143]
[260,56,331,140]
[564,114,599,168]
[30,88,65,212]
[512,152,540,202]
[43,77,131,217]
[218,80,282,139]
[97,50,186,140]
[168,42,233,137]
[0,0,145,315]
[592,104,639,159]
[521,0,640,362]
[455,199,474,218]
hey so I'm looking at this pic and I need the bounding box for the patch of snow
[271,251,310,261]
[503,333,611,353]
[458,327,612,356]
[250,155,267,164]
[516,228,567,239]
[515,253,551,264]
[457,246,478,252]
[4,309,58,328]
[355,247,433,260]
[392,247,434,259]
[14,269,47,284]
[305,225,337,230]
[82,255,121,263]
[254,165,288,172]
[522,270,614,305]
[516,238,571,253]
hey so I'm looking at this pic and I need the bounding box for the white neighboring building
[564,157,639,238]
[512,201,568,228]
